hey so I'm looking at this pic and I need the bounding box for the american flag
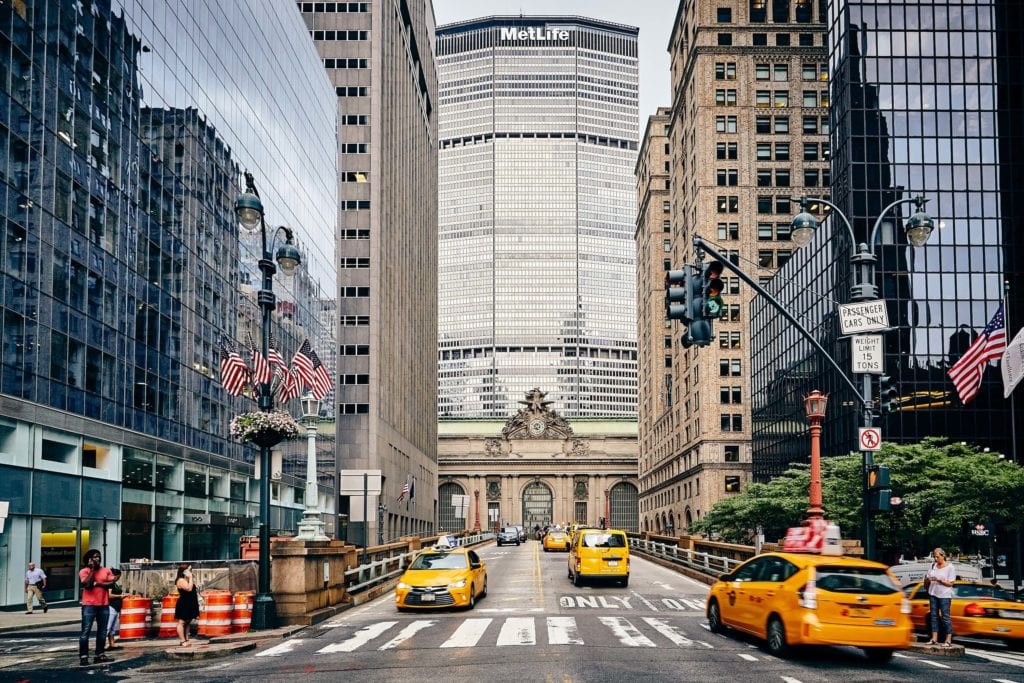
[397,479,410,503]
[292,339,333,400]
[948,303,1007,405]
[276,365,302,403]
[218,340,250,396]
[267,332,287,376]
[246,330,272,385]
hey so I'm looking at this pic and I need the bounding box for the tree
[692,439,1024,556]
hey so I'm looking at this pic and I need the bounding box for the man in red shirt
[78,549,115,666]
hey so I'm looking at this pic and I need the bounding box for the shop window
[725,446,740,462]
[41,439,75,464]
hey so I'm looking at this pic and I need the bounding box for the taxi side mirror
[719,571,733,582]
[470,561,481,569]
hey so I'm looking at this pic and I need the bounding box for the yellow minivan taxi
[568,529,629,587]
[706,552,912,662]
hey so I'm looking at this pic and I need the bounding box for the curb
[165,640,257,661]
[209,624,306,644]
[908,642,966,657]
[0,617,81,634]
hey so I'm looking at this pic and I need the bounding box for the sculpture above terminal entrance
[501,388,574,440]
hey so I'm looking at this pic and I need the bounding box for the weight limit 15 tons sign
[851,334,883,374]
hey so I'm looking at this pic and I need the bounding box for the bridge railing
[627,536,745,578]
[344,532,495,595]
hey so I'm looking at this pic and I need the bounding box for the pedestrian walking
[24,561,48,614]
[925,547,956,647]
[106,568,124,650]
[78,549,115,666]
[174,563,200,647]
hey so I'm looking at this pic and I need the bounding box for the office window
[720,386,742,404]
[822,142,830,160]
[717,7,733,22]
[803,116,818,134]
[724,304,741,322]
[774,169,790,187]
[664,356,672,368]
[772,0,788,21]
[715,62,737,80]
[803,63,818,81]
[724,445,740,462]
[757,143,772,161]
[774,91,789,108]
[773,64,789,81]
[717,33,733,46]
[804,168,820,187]
[663,239,672,252]
[755,64,770,81]
[777,250,793,268]
[716,89,737,106]
[663,200,671,212]
[758,223,774,240]
[717,169,738,186]
[775,222,792,241]
[752,33,768,45]
[719,331,741,349]
[756,90,771,108]
[774,116,789,133]
[663,220,671,232]
[776,33,790,46]
[756,116,771,134]
[716,141,738,159]
[716,196,739,213]
[758,250,775,268]
[721,414,743,432]
[803,91,818,108]
[803,142,819,161]
[775,196,791,214]
[774,142,790,160]
[716,115,737,133]
[798,33,814,46]
[725,476,741,493]
[757,196,773,214]
[795,0,813,22]
[820,116,830,134]
[750,0,767,22]
[717,222,739,241]
[757,169,772,187]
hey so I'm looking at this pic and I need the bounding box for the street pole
[804,391,828,520]
[297,392,327,541]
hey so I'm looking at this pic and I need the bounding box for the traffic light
[879,375,899,414]
[867,464,891,512]
[699,261,725,319]
[665,269,690,323]
[685,269,713,346]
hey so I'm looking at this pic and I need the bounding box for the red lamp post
[473,490,481,532]
[804,390,829,520]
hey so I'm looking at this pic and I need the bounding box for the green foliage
[691,439,1024,555]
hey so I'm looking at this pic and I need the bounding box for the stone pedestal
[270,539,358,624]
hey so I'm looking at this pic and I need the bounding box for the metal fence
[627,537,744,578]
[344,532,495,595]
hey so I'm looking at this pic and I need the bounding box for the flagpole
[1006,281,1022,598]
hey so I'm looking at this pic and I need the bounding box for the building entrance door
[521,482,552,531]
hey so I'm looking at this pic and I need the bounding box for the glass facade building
[751,1,1024,480]
[0,0,336,606]
[436,17,639,419]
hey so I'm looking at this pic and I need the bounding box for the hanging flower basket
[230,410,302,448]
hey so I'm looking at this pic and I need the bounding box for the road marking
[317,621,396,654]
[599,616,656,647]
[993,679,1020,683]
[643,617,692,646]
[378,620,436,650]
[0,659,39,669]
[917,659,950,669]
[738,653,758,662]
[440,618,492,648]
[547,617,583,645]
[496,617,536,646]
[969,650,1024,669]
[631,591,659,611]
[780,677,804,683]
[681,599,705,610]
[479,607,544,613]
[256,639,305,657]
[699,622,710,631]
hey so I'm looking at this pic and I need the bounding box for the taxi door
[741,556,798,637]
[722,557,769,633]
[904,583,929,631]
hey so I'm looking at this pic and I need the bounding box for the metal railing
[344,532,495,595]
[628,537,744,578]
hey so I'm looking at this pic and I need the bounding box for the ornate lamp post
[803,390,829,520]
[473,490,481,532]
[377,504,387,544]
[297,392,328,541]
[235,172,302,630]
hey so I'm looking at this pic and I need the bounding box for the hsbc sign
[500,27,570,41]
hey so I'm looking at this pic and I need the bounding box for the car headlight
[448,579,467,589]
[397,582,411,590]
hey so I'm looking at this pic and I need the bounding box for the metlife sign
[500,26,571,41]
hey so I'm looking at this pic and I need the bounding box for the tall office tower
[752,1,1024,477]
[436,17,639,420]
[0,0,336,605]
[660,1,827,530]
[299,1,439,543]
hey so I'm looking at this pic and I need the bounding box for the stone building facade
[438,390,639,533]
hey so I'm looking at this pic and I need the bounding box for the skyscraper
[300,0,439,543]
[436,17,639,420]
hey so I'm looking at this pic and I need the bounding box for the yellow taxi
[904,580,1024,647]
[395,546,487,611]
[543,529,570,552]
[567,528,629,587]
[706,552,912,661]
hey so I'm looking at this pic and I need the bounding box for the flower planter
[249,431,285,449]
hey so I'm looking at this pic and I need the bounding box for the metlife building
[436,17,639,419]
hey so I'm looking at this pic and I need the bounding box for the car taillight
[798,567,817,609]
[964,602,986,617]
[901,597,911,614]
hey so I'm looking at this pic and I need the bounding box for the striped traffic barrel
[157,593,179,637]
[202,590,234,637]
[118,595,151,640]
[231,592,254,633]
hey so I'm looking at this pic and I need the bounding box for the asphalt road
[5,541,1024,682]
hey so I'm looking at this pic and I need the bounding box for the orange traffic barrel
[203,590,234,637]
[196,592,208,636]
[231,592,254,633]
[158,593,179,637]
[118,595,151,640]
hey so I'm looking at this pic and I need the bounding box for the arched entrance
[521,481,553,530]
[684,507,693,528]
[608,482,639,532]
[438,482,466,533]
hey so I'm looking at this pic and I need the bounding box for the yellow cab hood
[402,567,470,587]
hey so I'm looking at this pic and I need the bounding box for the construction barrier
[157,593,179,638]
[118,595,151,640]
[202,590,233,637]
[231,592,254,633]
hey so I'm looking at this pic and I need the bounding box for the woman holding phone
[173,564,199,647]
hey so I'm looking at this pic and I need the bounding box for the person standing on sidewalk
[78,549,115,666]
[24,561,48,614]
[173,563,199,647]
[106,568,124,651]
[925,547,957,647]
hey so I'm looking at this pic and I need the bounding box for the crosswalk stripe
[681,599,705,610]
[256,639,305,658]
[547,617,583,645]
[441,618,493,648]
[738,653,758,661]
[642,617,692,646]
[379,620,436,650]
[496,617,536,646]
[967,649,1024,669]
[317,621,396,654]
[918,659,950,669]
[600,616,656,647]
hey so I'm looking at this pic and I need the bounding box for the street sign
[851,334,883,374]
[838,300,889,335]
[859,427,882,452]
[451,494,469,518]
[339,469,382,495]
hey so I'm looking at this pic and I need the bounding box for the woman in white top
[926,547,956,647]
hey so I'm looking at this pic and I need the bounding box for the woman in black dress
[173,563,199,646]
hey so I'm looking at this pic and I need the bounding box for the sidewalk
[0,605,80,633]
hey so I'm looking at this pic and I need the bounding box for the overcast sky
[433,0,678,130]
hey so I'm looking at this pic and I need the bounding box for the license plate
[607,561,618,567]
[850,608,869,618]
[999,610,1024,619]
[420,593,435,602]
[874,619,895,626]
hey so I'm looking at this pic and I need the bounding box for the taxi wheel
[766,616,790,658]
[480,579,488,599]
[468,585,476,610]
[618,576,628,588]
[573,571,583,588]
[862,647,894,664]
[707,599,725,634]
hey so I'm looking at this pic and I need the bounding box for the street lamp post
[235,171,302,630]
[377,504,387,544]
[297,392,328,541]
[803,390,829,520]
[791,195,934,559]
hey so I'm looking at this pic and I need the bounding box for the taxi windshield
[953,584,1015,600]
[581,533,626,548]
[409,552,467,570]
[816,566,899,595]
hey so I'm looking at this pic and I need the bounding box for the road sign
[851,334,883,374]
[859,427,882,452]
[339,469,382,495]
[838,300,889,335]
